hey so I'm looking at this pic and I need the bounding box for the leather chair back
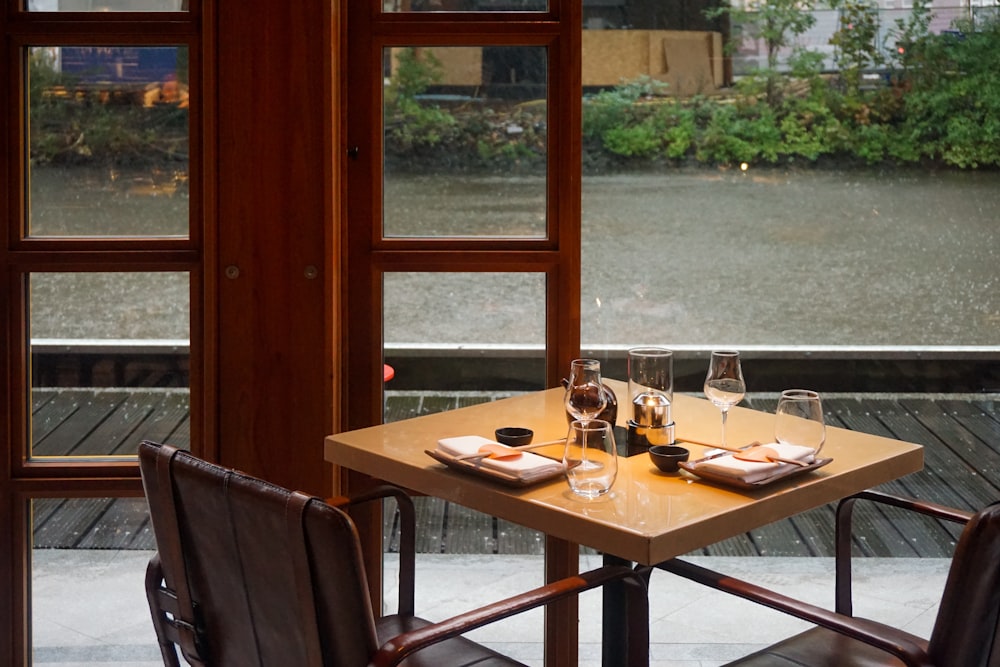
[140,441,378,667]
[929,500,1000,667]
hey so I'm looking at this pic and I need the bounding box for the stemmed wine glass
[564,359,607,424]
[703,350,746,449]
[775,389,826,456]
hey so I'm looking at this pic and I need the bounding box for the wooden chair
[656,489,999,666]
[139,440,649,667]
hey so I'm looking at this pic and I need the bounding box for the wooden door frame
[340,1,583,437]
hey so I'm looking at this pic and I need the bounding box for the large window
[344,1,579,429]
[3,4,200,665]
[363,0,1000,400]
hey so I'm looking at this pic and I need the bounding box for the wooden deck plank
[32,391,126,457]
[124,391,191,453]
[413,496,447,553]
[821,397,961,557]
[442,503,496,554]
[33,498,114,549]
[905,398,1000,494]
[31,498,64,529]
[32,389,58,414]
[699,534,760,557]
[385,394,423,423]
[418,395,459,417]
[74,393,157,456]
[876,401,998,512]
[497,518,544,555]
[77,498,154,550]
[949,398,1000,453]
[30,391,85,449]
[27,390,1000,558]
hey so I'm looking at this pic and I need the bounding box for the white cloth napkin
[694,443,817,483]
[437,435,564,482]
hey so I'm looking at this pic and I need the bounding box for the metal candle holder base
[626,420,676,456]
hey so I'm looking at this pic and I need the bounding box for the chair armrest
[367,565,649,667]
[835,490,972,615]
[658,558,933,667]
[330,484,416,616]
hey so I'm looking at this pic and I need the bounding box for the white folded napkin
[694,443,817,483]
[437,435,564,482]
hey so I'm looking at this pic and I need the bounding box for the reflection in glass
[31,498,158,663]
[28,0,186,10]
[383,0,546,12]
[382,46,547,238]
[27,46,189,237]
[383,272,545,403]
[29,272,191,459]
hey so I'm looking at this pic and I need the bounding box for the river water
[27,165,1000,349]
[385,166,1000,348]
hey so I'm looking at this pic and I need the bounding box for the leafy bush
[899,20,1000,167]
[28,49,189,166]
[24,9,1000,173]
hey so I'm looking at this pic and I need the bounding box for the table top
[324,380,923,565]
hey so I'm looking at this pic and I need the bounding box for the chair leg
[145,556,182,667]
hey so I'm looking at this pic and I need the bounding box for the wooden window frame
[341,0,583,432]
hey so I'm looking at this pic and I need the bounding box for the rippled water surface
[384,167,1000,348]
[29,165,1000,348]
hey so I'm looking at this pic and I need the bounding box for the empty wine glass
[775,389,826,456]
[564,359,607,423]
[703,350,746,449]
[563,419,618,498]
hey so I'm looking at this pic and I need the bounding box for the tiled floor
[32,550,950,666]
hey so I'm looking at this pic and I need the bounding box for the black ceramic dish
[495,427,534,447]
[648,445,690,473]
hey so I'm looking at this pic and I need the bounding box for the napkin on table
[694,443,817,484]
[437,435,564,483]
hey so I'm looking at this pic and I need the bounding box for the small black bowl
[495,427,534,447]
[648,445,690,473]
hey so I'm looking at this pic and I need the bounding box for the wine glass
[563,419,618,498]
[703,350,746,449]
[775,389,826,456]
[564,359,607,424]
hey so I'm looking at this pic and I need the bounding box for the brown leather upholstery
[140,440,650,666]
[657,490,1000,667]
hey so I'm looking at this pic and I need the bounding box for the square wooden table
[324,380,923,666]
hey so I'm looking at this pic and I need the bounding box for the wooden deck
[30,388,1000,558]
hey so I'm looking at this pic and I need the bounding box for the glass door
[344,1,582,430]
[3,4,202,665]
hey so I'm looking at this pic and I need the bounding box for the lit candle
[632,391,670,427]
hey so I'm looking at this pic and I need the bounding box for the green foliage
[28,48,189,166]
[884,0,935,80]
[583,76,670,140]
[697,102,783,164]
[384,47,444,114]
[895,20,1000,167]
[829,0,884,97]
[383,48,461,157]
[24,15,1000,173]
[778,96,841,160]
[708,0,817,106]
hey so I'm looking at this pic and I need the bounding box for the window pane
[31,497,159,665]
[383,0,546,12]
[383,272,545,406]
[29,272,190,459]
[27,0,186,10]
[27,46,189,237]
[383,46,547,238]
[578,11,1000,383]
